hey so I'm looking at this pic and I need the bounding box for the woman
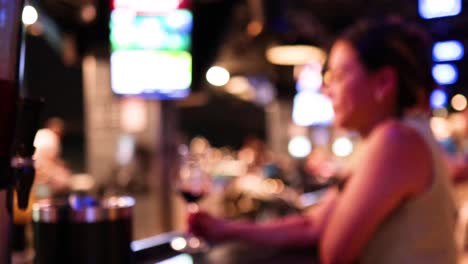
[189,17,457,264]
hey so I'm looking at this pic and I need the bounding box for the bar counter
[132,233,318,264]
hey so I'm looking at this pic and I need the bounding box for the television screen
[110,1,192,99]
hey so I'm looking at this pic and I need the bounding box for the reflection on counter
[157,254,194,264]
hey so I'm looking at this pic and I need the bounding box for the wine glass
[175,153,211,252]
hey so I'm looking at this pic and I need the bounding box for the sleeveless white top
[357,115,458,264]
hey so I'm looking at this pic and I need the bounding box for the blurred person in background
[33,117,71,197]
[11,117,71,259]
[189,17,457,264]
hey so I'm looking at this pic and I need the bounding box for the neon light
[419,0,461,19]
[430,89,448,108]
[433,40,464,62]
[113,0,182,14]
[432,64,458,85]
[292,91,334,126]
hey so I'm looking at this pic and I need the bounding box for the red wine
[179,190,205,203]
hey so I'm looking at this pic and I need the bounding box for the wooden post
[158,100,179,232]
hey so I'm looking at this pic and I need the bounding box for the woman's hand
[188,211,231,243]
[188,209,326,248]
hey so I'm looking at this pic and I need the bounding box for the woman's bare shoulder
[369,119,428,149]
[361,119,432,193]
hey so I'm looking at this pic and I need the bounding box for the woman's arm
[189,187,339,248]
[319,121,432,264]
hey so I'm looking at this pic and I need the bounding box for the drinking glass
[175,154,211,252]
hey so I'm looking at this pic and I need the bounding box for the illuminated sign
[419,0,461,19]
[110,0,192,99]
[292,91,334,126]
[433,40,464,62]
[432,63,458,85]
[430,89,448,108]
[112,0,188,15]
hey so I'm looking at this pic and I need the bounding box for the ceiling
[197,0,467,99]
[28,0,468,146]
[36,0,468,96]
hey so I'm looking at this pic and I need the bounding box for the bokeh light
[432,64,458,85]
[433,40,464,62]
[206,66,230,86]
[295,62,323,92]
[292,91,334,126]
[22,5,38,25]
[430,117,452,140]
[120,97,147,133]
[451,94,467,111]
[419,0,461,19]
[332,137,354,157]
[170,237,187,251]
[80,4,97,23]
[430,89,448,108]
[449,113,467,135]
[288,136,312,158]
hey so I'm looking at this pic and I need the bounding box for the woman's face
[324,40,378,131]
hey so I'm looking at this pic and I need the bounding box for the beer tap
[8,98,44,212]
[0,0,41,262]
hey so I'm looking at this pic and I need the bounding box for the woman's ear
[374,67,397,103]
